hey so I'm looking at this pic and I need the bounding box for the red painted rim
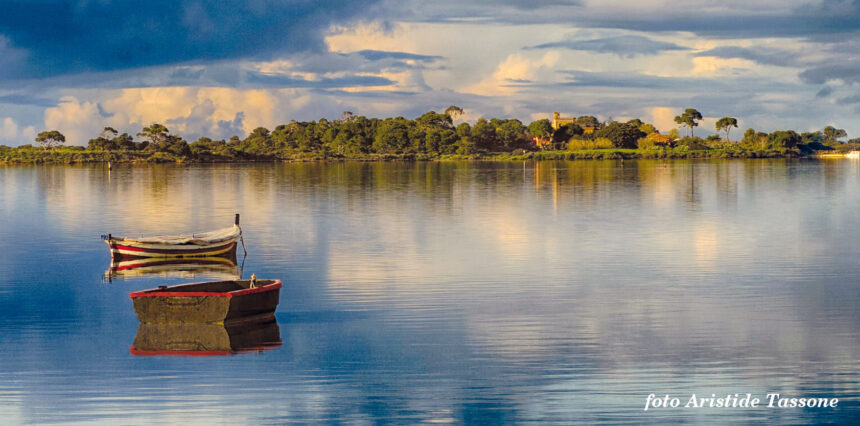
[112,241,236,255]
[129,280,282,299]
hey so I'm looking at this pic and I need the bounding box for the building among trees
[552,112,575,130]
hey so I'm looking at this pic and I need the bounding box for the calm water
[1,160,859,423]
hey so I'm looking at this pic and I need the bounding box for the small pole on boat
[235,213,248,258]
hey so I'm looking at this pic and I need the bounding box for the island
[2,106,857,164]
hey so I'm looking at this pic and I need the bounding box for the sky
[1,0,859,146]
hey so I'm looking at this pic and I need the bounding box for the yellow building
[552,112,574,130]
[552,112,595,134]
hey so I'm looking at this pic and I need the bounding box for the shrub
[637,138,656,149]
[677,137,708,150]
[145,152,179,163]
[567,137,613,150]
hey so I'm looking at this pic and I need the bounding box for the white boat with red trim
[103,215,243,260]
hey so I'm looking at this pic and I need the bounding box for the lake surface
[1,159,859,423]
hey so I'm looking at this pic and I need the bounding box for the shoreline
[0,148,824,166]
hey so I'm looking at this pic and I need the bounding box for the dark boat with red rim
[129,278,281,324]
[130,320,282,356]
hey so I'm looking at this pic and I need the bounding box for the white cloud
[650,107,677,132]
[1,117,18,140]
[691,56,754,75]
[43,97,105,146]
[0,12,857,142]
[0,116,37,145]
[466,52,560,96]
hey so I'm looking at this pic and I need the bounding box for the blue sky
[1,0,859,145]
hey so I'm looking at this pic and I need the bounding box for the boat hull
[106,238,238,260]
[130,279,281,324]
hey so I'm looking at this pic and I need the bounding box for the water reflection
[1,160,860,423]
[104,254,241,282]
[131,320,281,356]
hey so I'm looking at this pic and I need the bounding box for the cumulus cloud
[39,87,370,144]
[101,87,281,140]
[43,97,105,146]
[1,116,36,144]
[467,52,560,95]
[0,116,17,140]
[650,107,678,132]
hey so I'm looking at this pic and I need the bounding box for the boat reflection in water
[131,319,281,356]
[104,255,240,282]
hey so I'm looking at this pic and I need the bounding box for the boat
[847,150,860,159]
[130,320,282,356]
[104,255,240,282]
[103,214,243,260]
[129,277,281,324]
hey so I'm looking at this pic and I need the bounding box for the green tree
[822,126,847,142]
[243,127,273,155]
[493,119,529,151]
[455,122,471,139]
[444,105,464,121]
[626,118,644,128]
[101,127,118,141]
[594,121,645,149]
[768,130,801,149]
[528,119,553,139]
[35,130,65,150]
[667,128,680,139]
[552,123,583,148]
[674,108,702,137]
[373,118,411,153]
[575,116,600,129]
[416,111,453,130]
[137,123,169,144]
[115,133,136,150]
[638,123,657,135]
[470,118,498,151]
[715,117,738,142]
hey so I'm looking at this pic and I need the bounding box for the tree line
[5,106,857,163]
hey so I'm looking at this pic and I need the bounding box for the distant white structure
[846,151,860,159]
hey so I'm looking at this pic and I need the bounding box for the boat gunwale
[129,342,283,357]
[111,224,241,246]
[129,279,282,299]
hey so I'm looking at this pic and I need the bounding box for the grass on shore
[1,145,804,165]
